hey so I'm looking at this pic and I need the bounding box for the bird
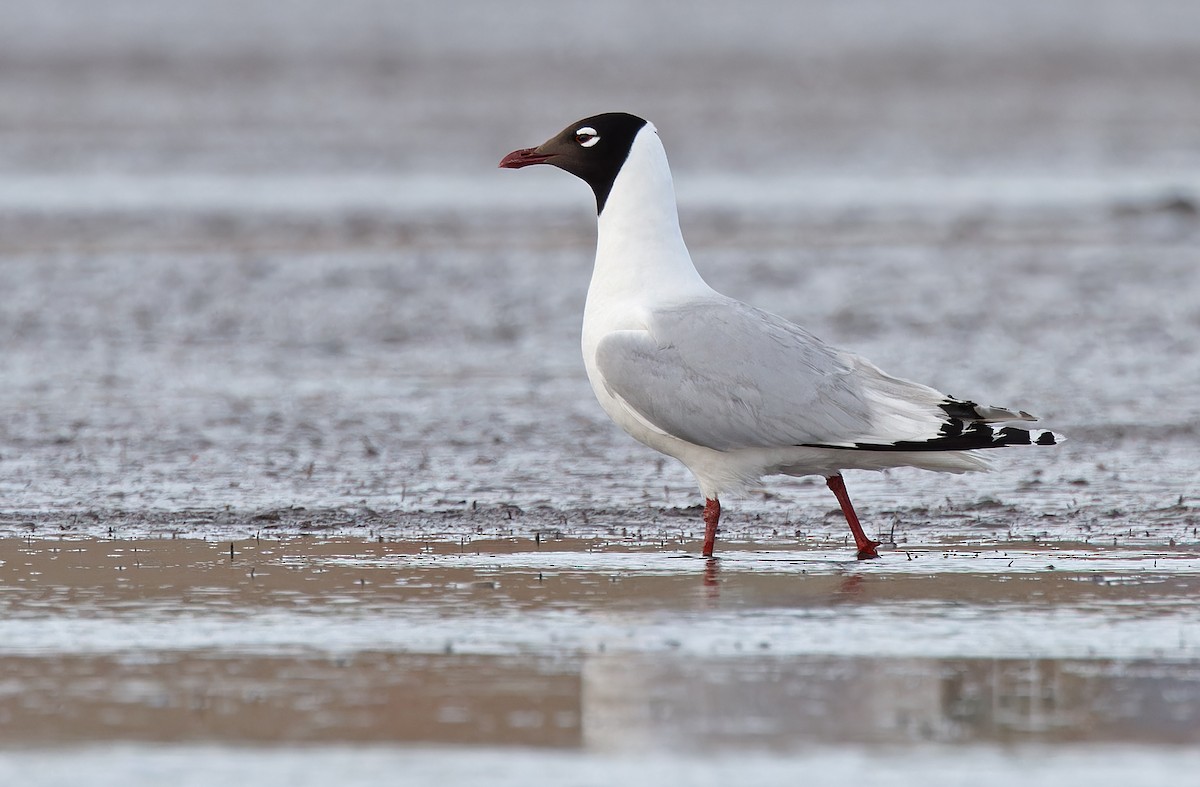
[499,112,1059,560]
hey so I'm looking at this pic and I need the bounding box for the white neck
[588,126,711,310]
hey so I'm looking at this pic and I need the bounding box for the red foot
[826,474,883,560]
[702,498,720,557]
[856,541,882,561]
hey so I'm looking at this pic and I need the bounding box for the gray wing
[594,298,885,451]
[595,297,1049,453]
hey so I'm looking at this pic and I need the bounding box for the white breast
[580,124,714,455]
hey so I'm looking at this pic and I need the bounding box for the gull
[499,112,1058,559]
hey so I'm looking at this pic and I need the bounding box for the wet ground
[2,0,1200,783]
[2,536,1199,784]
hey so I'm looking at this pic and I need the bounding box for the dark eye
[574,127,600,148]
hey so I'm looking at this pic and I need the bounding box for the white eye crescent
[574,127,600,147]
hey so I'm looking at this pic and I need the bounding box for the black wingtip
[807,423,1062,453]
[939,400,983,421]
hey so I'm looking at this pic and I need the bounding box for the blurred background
[2,0,1198,524]
[5,0,1200,176]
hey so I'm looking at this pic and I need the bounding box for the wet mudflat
[1,534,1199,785]
[3,0,1200,784]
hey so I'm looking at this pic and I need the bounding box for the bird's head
[499,112,650,213]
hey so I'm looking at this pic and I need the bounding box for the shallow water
[2,0,1200,783]
[2,536,1198,752]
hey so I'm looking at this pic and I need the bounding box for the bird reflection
[702,557,720,602]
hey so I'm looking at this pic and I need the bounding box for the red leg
[702,498,720,557]
[825,474,881,560]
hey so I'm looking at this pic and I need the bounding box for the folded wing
[594,298,1054,453]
